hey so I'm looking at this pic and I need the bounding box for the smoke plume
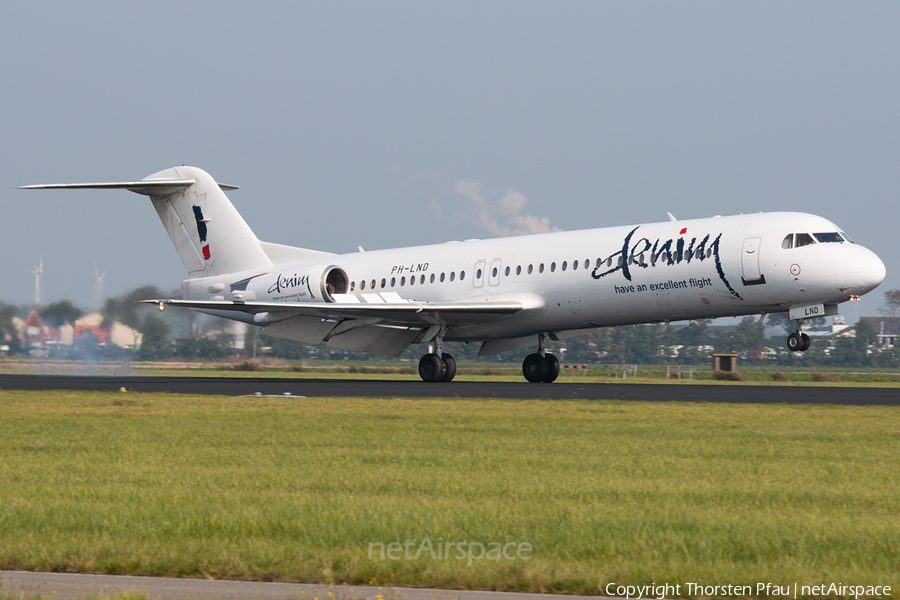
[453,181,562,237]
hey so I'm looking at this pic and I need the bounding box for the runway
[1,374,898,405]
[0,570,612,600]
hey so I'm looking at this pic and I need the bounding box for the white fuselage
[184,211,885,342]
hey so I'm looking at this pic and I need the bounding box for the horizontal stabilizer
[19,179,239,196]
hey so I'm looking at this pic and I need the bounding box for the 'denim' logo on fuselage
[268,273,315,299]
[591,226,742,300]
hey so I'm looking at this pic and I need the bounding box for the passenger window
[492,267,498,277]
[420,274,425,284]
[539,263,545,273]
[409,276,415,286]
[782,234,793,249]
[707,248,712,259]
[795,233,815,247]
[562,261,567,271]
[391,277,396,287]
[476,268,482,279]
[440,273,445,282]
[371,279,376,290]
[517,265,522,275]
[430,274,435,283]
[550,262,556,272]
[381,279,386,288]
[460,271,465,280]
[350,281,355,291]
[505,266,510,276]
[585,259,590,269]
[360,280,366,290]
[528,264,533,274]
[572,260,577,270]
[450,272,455,282]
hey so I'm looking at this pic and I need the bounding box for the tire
[786,333,802,352]
[419,353,445,382]
[522,353,549,383]
[799,333,811,352]
[440,353,457,382]
[543,353,560,383]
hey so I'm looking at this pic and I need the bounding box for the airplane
[21,166,886,383]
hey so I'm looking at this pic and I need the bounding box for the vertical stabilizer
[145,166,273,277]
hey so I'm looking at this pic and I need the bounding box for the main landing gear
[522,333,560,383]
[418,336,457,382]
[786,322,811,352]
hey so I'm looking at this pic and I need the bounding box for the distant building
[13,311,142,353]
[859,317,900,347]
[74,313,142,349]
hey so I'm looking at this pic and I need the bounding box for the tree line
[2,287,899,367]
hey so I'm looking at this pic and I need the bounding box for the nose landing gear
[522,333,560,383]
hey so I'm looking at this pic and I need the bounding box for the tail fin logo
[192,205,211,261]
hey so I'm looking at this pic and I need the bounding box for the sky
[2,1,898,324]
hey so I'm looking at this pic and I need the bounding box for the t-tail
[143,166,273,277]
[20,166,329,280]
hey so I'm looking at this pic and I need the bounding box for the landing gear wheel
[419,353,446,382]
[440,353,457,382]
[523,353,549,383]
[543,353,559,383]
[786,333,802,352]
[799,333,811,352]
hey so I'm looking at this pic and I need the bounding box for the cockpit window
[782,234,793,249]
[795,233,815,247]
[840,231,854,244]
[813,232,844,244]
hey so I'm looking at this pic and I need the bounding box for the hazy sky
[2,2,898,324]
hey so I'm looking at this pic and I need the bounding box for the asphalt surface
[0,571,612,600]
[1,373,898,404]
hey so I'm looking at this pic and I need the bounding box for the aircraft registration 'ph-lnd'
[21,166,886,383]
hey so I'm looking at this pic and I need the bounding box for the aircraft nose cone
[845,248,886,295]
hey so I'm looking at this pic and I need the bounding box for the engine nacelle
[260,264,349,303]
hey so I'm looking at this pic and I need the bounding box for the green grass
[0,391,898,597]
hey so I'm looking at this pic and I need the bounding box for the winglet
[667,212,677,222]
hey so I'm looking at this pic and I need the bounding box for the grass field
[0,391,897,597]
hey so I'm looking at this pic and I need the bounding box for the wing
[140,297,525,326]
[139,295,542,358]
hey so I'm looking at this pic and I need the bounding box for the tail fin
[22,166,274,278]
[145,166,272,277]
